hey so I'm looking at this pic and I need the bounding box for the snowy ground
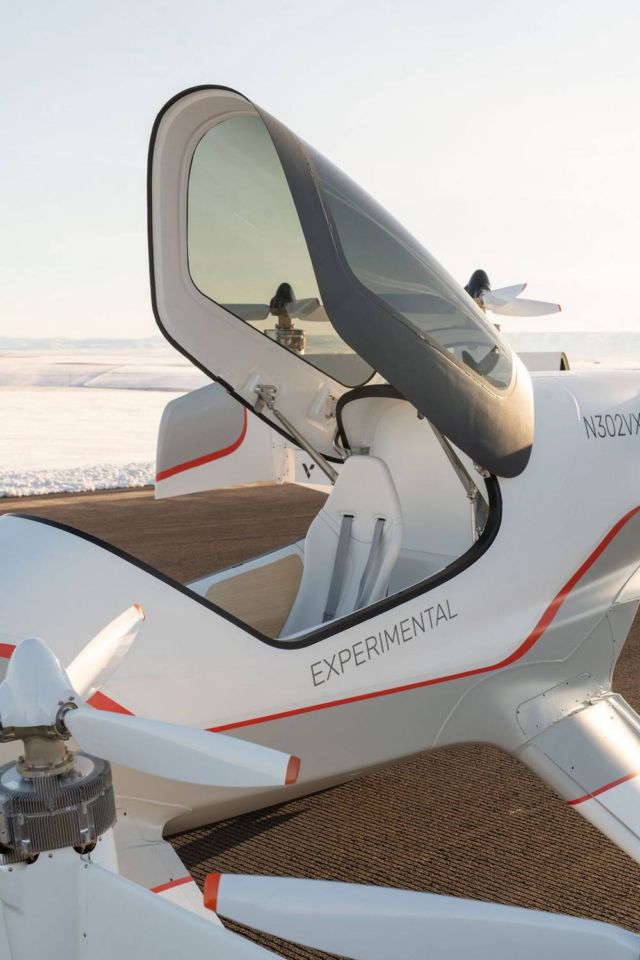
[1,332,639,498]
[0,461,155,498]
[0,387,181,496]
[0,346,208,391]
[0,344,207,497]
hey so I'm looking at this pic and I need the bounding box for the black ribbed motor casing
[0,754,116,860]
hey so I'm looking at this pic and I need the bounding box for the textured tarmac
[2,484,640,956]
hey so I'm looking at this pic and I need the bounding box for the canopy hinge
[254,385,339,484]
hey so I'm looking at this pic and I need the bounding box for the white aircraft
[0,85,639,915]
[153,270,566,498]
[0,624,638,959]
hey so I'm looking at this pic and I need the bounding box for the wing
[83,862,279,960]
[519,693,640,861]
[113,811,217,921]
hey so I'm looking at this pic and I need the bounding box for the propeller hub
[16,734,75,779]
[55,699,78,737]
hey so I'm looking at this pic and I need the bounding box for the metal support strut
[429,422,488,542]
[254,385,339,484]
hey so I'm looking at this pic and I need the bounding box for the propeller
[204,873,640,960]
[0,610,300,789]
[0,612,302,957]
[223,304,270,322]
[490,297,562,317]
[63,708,300,787]
[66,603,144,700]
[465,269,561,318]
[223,298,325,323]
[481,283,528,307]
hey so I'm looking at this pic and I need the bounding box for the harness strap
[323,514,354,622]
[355,517,386,610]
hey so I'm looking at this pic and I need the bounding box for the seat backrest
[280,455,403,637]
[342,397,476,558]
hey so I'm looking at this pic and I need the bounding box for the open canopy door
[149,85,533,476]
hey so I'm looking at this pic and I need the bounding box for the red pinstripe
[567,772,640,806]
[208,505,640,732]
[87,690,134,715]
[151,875,193,894]
[155,408,248,482]
[2,506,639,739]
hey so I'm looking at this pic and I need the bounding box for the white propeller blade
[84,861,280,960]
[0,618,300,790]
[64,707,300,788]
[287,297,324,320]
[475,278,561,317]
[223,303,270,322]
[481,282,527,306]
[66,604,144,700]
[491,297,562,317]
[205,874,640,960]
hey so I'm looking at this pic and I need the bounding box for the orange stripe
[87,690,134,715]
[567,771,640,806]
[208,505,640,733]
[151,875,193,894]
[155,408,248,481]
[203,873,221,912]
[286,755,301,784]
[16,506,638,735]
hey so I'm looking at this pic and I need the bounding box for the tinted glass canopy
[188,114,373,387]
[151,86,534,477]
[309,148,513,390]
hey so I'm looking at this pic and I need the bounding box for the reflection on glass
[308,148,514,390]
[187,114,372,387]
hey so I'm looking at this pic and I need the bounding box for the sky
[1,0,639,340]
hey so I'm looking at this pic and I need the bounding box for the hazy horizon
[2,0,639,340]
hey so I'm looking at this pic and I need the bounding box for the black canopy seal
[149,86,534,478]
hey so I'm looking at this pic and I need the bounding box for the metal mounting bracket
[254,385,339,484]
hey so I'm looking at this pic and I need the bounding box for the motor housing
[0,753,116,860]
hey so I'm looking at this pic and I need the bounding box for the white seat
[281,455,403,637]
